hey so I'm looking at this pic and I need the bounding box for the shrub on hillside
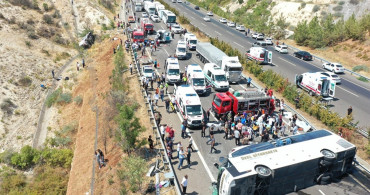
[26,18,35,24]
[37,25,55,38]
[53,34,68,45]
[46,88,62,107]
[18,76,32,87]
[10,146,39,170]
[333,5,343,12]
[57,93,72,104]
[100,0,114,11]
[74,96,83,105]
[43,14,53,24]
[1,98,17,115]
[352,65,369,72]
[312,5,320,13]
[27,31,38,39]
[350,0,360,5]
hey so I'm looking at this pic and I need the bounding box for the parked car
[251,33,259,39]
[207,11,213,16]
[256,33,264,40]
[128,16,135,23]
[265,37,273,45]
[219,18,227,23]
[171,24,183,34]
[142,13,148,18]
[236,25,245,31]
[320,72,341,84]
[150,15,160,22]
[294,51,313,61]
[177,0,183,2]
[274,45,288,54]
[322,62,344,73]
[252,41,267,47]
[227,21,235,27]
[203,16,211,22]
[195,5,199,10]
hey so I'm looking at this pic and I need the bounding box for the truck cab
[184,33,197,50]
[132,30,145,43]
[140,18,154,35]
[186,64,209,95]
[176,40,187,60]
[174,85,204,128]
[165,57,181,84]
[221,56,243,83]
[203,63,229,91]
[212,89,273,118]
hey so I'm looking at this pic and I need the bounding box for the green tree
[294,20,309,46]
[10,146,40,169]
[117,155,147,193]
[344,14,365,40]
[115,105,146,154]
[307,16,325,48]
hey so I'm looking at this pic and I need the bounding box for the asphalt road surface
[124,2,370,194]
[161,0,370,128]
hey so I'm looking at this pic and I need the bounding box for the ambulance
[186,64,209,95]
[165,57,181,84]
[246,46,272,65]
[203,63,229,91]
[295,72,336,97]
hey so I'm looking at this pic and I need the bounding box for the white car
[150,15,160,22]
[227,21,235,27]
[274,45,288,54]
[265,37,273,45]
[236,25,245,31]
[142,65,154,80]
[171,24,183,34]
[142,12,148,18]
[322,62,344,74]
[320,72,341,84]
[219,18,227,23]
[177,0,182,2]
[252,33,259,39]
[177,39,186,47]
[256,33,264,40]
[203,16,211,22]
[207,11,213,16]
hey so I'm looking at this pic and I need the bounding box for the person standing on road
[76,62,80,71]
[186,146,192,168]
[280,99,285,115]
[347,106,352,116]
[188,136,194,152]
[293,125,298,135]
[223,121,229,139]
[181,121,187,139]
[165,98,170,112]
[206,127,214,144]
[51,69,55,79]
[129,63,133,75]
[177,141,182,159]
[160,125,165,141]
[201,119,206,138]
[234,128,240,146]
[148,135,154,153]
[178,147,185,170]
[210,135,216,154]
[181,175,188,194]
[280,123,286,137]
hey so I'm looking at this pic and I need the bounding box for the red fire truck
[132,30,145,43]
[141,18,154,35]
[212,89,275,118]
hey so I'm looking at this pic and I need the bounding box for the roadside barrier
[129,45,182,195]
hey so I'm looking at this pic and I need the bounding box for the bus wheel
[321,149,336,162]
[255,165,272,179]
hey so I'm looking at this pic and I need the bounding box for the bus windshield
[167,16,176,23]
[193,78,205,86]
[189,40,197,44]
[168,69,180,76]
[186,105,202,116]
[215,75,227,81]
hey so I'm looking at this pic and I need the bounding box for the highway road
[161,0,370,128]
[124,2,370,194]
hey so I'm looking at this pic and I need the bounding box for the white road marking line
[215,31,222,35]
[318,189,325,195]
[233,42,244,48]
[146,48,217,183]
[163,48,169,56]
[226,31,233,35]
[200,23,206,26]
[349,174,370,193]
[337,86,359,97]
[239,84,246,90]
[278,57,296,66]
[190,16,195,20]
[342,78,370,91]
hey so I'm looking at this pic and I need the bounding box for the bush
[74,96,83,105]
[48,136,72,147]
[26,18,35,24]
[37,25,54,38]
[349,0,359,5]
[338,1,345,5]
[43,14,53,24]
[117,155,147,193]
[358,76,369,82]
[25,41,32,48]
[1,98,17,115]
[312,5,320,13]
[27,31,38,39]
[57,93,72,104]
[52,10,61,18]
[352,65,369,72]
[100,0,114,11]
[43,3,49,11]
[46,88,62,108]
[40,148,73,168]
[333,5,343,11]
[18,75,32,86]
[10,146,40,169]
[53,34,68,45]
[0,150,15,164]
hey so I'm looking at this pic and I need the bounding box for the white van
[184,33,197,50]
[176,40,187,60]
[203,63,229,91]
[165,57,181,84]
[186,64,208,95]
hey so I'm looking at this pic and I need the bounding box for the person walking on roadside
[181,175,188,194]
[165,98,170,112]
[210,135,216,154]
[129,63,133,75]
[51,69,55,79]
[177,141,182,159]
[76,62,80,71]
[186,146,192,168]
[148,135,154,153]
[82,59,85,68]
[178,147,185,170]
[234,128,240,146]
[223,121,229,139]
[347,106,352,116]
[188,136,194,152]
[201,119,206,138]
[206,127,214,144]
[160,125,165,141]
[181,121,187,139]
[95,150,102,169]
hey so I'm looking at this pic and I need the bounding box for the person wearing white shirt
[181,175,188,194]
[234,129,240,146]
[177,142,182,159]
[160,125,165,141]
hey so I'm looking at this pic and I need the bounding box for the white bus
[162,10,176,26]
[213,130,356,195]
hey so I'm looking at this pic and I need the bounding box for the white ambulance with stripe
[186,64,209,95]
[246,47,272,65]
[173,85,203,128]
[295,72,336,97]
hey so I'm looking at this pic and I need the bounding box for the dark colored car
[195,5,199,10]
[294,51,313,61]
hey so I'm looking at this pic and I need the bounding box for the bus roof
[227,130,356,179]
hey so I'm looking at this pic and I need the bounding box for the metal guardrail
[354,158,370,175]
[286,45,370,81]
[129,45,182,195]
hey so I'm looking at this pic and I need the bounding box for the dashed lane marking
[337,86,359,97]
[278,57,296,66]
[233,42,244,48]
